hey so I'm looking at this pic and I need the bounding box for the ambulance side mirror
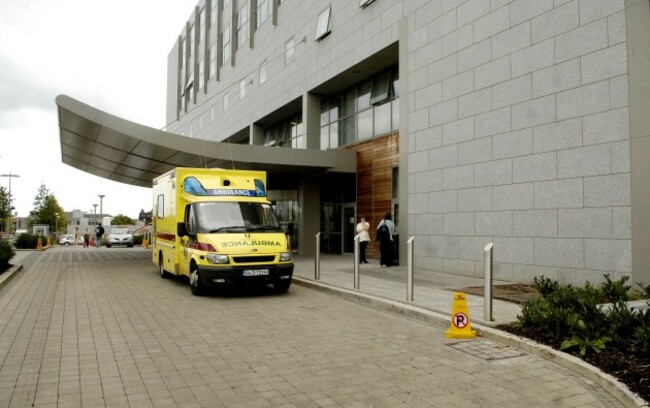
[177,222,188,237]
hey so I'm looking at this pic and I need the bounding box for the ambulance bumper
[197,263,294,286]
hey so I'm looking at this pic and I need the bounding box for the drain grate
[447,339,527,361]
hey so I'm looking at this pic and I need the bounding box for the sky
[0,0,198,219]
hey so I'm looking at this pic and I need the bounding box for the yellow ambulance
[152,167,293,295]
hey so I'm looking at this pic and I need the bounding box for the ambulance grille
[233,256,275,263]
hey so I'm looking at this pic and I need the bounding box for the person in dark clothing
[95,225,105,248]
[376,212,395,267]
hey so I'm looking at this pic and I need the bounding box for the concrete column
[303,92,321,150]
[626,0,650,284]
[397,18,410,268]
[298,177,320,256]
[250,123,264,145]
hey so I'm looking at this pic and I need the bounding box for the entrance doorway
[342,204,356,253]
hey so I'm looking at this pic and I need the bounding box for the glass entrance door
[342,204,356,253]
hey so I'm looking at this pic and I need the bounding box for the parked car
[105,227,134,248]
[59,234,84,245]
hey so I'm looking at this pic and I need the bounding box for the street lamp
[55,214,59,241]
[98,195,105,226]
[93,204,98,226]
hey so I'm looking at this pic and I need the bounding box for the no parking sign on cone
[445,292,477,339]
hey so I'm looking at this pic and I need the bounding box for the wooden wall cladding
[346,132,399,259]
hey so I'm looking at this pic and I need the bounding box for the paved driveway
[0,248,622,407]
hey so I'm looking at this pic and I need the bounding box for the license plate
[242,269,270,277]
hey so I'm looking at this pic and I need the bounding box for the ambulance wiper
[210,226,247,233]
[249,225,281,231]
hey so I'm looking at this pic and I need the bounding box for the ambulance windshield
[195,202,281,233]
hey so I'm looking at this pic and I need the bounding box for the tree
[0,187,14,234]
[28,184,66,234]
[111,214,135,225]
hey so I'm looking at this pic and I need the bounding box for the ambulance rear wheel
[159,253,171,279]
[190,263,204,296]
[273,279,291,293]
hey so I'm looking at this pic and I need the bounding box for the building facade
[161,0,648,285]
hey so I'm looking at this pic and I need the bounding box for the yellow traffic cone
[445,292,477,339]
[142,237,149,249]
[46,236,52,247]
[37,237,43,251]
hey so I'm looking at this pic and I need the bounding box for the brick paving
[0,247,624,407]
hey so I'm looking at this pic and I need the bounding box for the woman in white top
[356,216,370,264]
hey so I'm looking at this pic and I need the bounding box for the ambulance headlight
[279,252,292,262]
[206,254,229,264]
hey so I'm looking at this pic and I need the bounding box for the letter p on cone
[445,292,477,339]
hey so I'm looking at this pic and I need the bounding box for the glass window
[240,79,246,99]
[320,125,329,149]
[320,101,329,125]
[374,102,391,136]
[329,122,339,149]
[180,38,185,68]
[156,195,164,218]
[285,37,295,65]
[237,2,249,49]
[370,71,390,105]
[209,44,217,78]
[358,109,373,140]
[199,9,205,44]
[392,67,399,97]
[257,0,271,27]
[315,6,331,41]
[222,24,231,63]
[357,81,372,111]
[210,0,217,26]
[329,97,340,122]
[259,61,267,84]
[198,61,204,90]
[189,25,195,57]
[223,92,229,111]
[340,117,355,145]
[343,89,356,117]
[392,98,399,131]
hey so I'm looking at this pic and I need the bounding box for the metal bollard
[315,232,321,280]
[484,242,494,321]
[407,237,415,302]
[353,234,360,289]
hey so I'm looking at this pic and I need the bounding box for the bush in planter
[14,233,44,249]
[0,239,15,272]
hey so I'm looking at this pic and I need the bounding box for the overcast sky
[0,0,198,219]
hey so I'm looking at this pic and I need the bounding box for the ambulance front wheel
[190,263,204,296]
[273,279,291,293]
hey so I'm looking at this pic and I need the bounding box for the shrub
[14,233,45,249]
[518,275,649,355]
[133,235,144,246]
[0,239,15,271]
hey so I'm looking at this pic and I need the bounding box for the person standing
[356,216,370,264]
[83,228,90,248]
[95,224,105,248]
[376,212,395,267]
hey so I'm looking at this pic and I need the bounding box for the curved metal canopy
[56,95,356,188]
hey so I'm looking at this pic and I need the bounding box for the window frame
[315,6,331,41]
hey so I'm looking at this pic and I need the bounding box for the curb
[0,262,23,292]
[293,276,649,408]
